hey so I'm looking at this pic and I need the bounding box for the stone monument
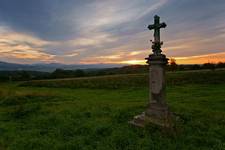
[130,15,172,128]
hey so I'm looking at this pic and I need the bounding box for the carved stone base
[130,53,173,128]
[129,103,173,128]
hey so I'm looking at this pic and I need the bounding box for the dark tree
[169,58,178,71]
[74,69,85,77]
[202,63,215,70]
[19,71,32,81]
[216,62,225,68]
[191,64,201,70]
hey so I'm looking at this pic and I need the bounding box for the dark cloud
[0,0,93,40]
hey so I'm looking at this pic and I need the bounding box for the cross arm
[160,22,167,28]
[148,24,155,30]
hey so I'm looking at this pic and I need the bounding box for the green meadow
[0,70,225,150]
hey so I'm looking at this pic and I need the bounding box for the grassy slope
[0,71,225,149]
[21,70,225,89]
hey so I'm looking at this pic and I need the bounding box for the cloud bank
[0,0,225,64]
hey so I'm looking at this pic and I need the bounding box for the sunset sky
[0,0,225,64]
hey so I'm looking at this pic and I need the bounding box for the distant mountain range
[0,61,124,72]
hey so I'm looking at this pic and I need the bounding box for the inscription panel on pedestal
[150,67,163,94]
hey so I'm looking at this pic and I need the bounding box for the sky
[0,0,225,65]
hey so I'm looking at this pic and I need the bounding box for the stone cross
[148,15,167,55]
[129,15,172,128]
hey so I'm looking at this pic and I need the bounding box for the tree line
[167,59,225,71]
[0,60,225,81]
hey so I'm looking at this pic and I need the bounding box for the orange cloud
[174,52,225,64]
[0,28,55,62]
[0,50,54,61]
[81,51,225,65]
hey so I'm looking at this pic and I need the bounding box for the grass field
[0,70,225,150]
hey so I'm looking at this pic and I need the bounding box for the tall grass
[0,70,224,149]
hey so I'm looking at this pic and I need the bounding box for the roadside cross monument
[130,15,172,127]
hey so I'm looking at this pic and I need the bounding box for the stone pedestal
[129,54,173,128]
